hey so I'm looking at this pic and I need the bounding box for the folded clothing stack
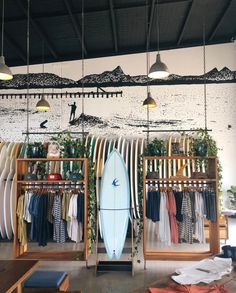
[171,257,232,285]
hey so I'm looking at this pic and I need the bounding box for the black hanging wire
[146,0,150,145]
[25,0,30,144]
[1,0,5,56]
[42,41,45,97]
[156,0,160,54]
[81,0,85,156]
[203,8,207,132]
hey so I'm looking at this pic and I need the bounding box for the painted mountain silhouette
[0,72,77,89]
[77,66,135,87]
[0,66,235,90]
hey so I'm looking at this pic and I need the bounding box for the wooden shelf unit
[143,155,220,262]
[14,157,89,261]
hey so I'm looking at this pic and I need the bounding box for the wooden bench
[23,271,69,292]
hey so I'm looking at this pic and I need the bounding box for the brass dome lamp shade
[143,92,157,108]
[0,0,13,80]
[36,95,50,111]
[36,42,50,111]
[148,0,169,79]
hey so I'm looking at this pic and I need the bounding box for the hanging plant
[191,129,223,211]
[84,136,97,254]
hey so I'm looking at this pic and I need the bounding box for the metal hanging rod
[22,131,89,135]
[143,129,212,133]
[0,90,123,99]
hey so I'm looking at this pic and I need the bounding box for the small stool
[24,270,69,292]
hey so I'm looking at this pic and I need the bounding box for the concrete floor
[1,217,236,292]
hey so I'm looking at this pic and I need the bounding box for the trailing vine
[87,160,97,253]
[133,154,144,262]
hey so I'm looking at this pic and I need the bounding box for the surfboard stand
[95,208,134,277]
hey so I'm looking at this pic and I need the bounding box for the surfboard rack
[96,261,133,274]
[95,208,135,277]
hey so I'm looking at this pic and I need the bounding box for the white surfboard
[100,149,130,260]
[134,139,140,218]
[4,143,18,239]
[0,142,14,238]
[129,139,137,219]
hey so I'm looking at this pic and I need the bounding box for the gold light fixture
[0,0,13,80]
[143,92,157,108]
[148,0,169,79]
[36,95,50,111]
[36,42,50,111]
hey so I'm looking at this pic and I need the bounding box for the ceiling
[3,0,236,67]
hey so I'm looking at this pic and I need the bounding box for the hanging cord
[81,0,85,155]
[60,63,62,130]
[26,0,30,144]
[1,0,4,56]
[146,0,150,145]
[156,0,160,54]
[42,41,44,96]
[203,11,207,131]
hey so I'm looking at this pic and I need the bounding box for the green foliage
[87,161,97,253]
[52,131,85,158]
[191,129,218,157]
[191,129,223,210]
[133,154,144,262]
[27,142,47,158]
[144,138,166,156]
[37,161,47,178]
[227,186,236,210]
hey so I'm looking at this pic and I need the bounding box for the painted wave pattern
[0,66,235,89]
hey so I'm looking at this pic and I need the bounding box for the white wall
[0,42,236,192]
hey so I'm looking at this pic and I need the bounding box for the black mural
[0,66,235,89]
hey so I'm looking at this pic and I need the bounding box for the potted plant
[27,142,47,158]
[191,129,218,157]
[36,161,47,180]
[52,131,84,158]
[144,138,166,156]
[144,138,166,179]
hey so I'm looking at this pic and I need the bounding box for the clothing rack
[143,155,220,266]
[14,157,89,262]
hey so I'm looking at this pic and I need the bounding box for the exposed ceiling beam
[146,0,156,51]
[109,0,118,53]
[5,0,191,24]
[5,33,26,63]
[62,0,87,56]
[16,0,59,60]
[208,0,233,41]
[177,0,194,45]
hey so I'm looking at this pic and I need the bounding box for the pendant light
[143,0,157,144]
[143,0,157,109]
[36,42,50,111]
[143,92,156,108]
[0,0,13,80]
[148,0,169,79]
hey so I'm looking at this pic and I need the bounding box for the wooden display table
[0,260,38,293]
